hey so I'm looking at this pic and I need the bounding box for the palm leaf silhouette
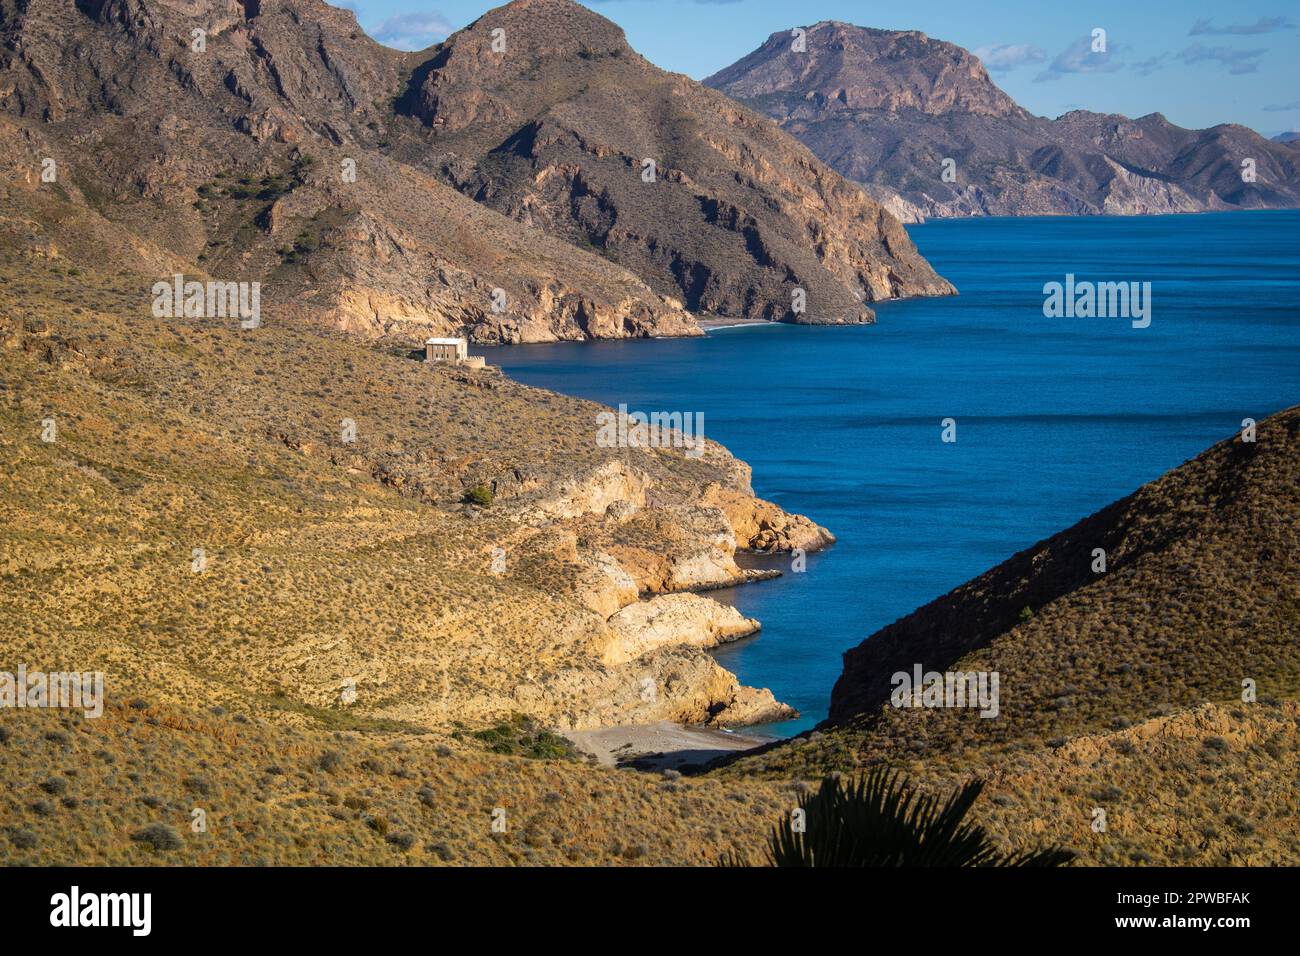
[729,768,1073,867]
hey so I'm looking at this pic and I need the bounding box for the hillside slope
[756,405,1299,758]
[0,250,841,736]
[707,22,1300,219]
[713,409,1300,865]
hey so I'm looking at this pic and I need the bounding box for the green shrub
[463,485,493,507]
[469,716,578,760]
[131,823,183,851]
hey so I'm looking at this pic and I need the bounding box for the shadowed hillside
[711,410,1300,864]
[825,406,1300,743]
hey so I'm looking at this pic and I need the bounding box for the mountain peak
[462,0,630,58]
[705,20,1022,119]
[708,21,1300,218]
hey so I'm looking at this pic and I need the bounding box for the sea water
[488,211,1300,736]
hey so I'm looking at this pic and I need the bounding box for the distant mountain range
[706,22,1300,220]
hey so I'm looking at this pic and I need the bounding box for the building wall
[425,341,482,367]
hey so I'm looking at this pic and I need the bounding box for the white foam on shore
[701,321,772,332]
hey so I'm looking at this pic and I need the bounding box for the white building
[425,337,468,363]
[425,336,485,369]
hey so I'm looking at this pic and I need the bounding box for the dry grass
[0,700,796,866]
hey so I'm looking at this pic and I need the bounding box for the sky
[337,0,1300,137]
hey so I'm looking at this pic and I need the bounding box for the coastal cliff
[0,255,828,734]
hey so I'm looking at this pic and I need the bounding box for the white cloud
[1190,17,1293,36]
[1034,36,1123,83]
[973,43,1046,72]
[1178,43,1267,75]
[370,12,453,52]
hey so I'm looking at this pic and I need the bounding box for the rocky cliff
[707,21,1300,218]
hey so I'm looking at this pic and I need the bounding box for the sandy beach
[564,721,774,771]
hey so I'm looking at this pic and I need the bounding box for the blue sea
[486,211,1300,736]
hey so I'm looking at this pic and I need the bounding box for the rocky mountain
[0,0,706,343]
[706,22,1300,219]
[0,0,953,343]
[389,0,953,323]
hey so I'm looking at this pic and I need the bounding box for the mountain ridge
[388,0,954,323]
[0,0,954,342]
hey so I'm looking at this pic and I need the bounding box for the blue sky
[339,0,1300,136]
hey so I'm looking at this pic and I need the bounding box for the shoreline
[697,318,775,331]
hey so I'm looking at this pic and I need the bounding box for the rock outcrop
[602,593,760,666]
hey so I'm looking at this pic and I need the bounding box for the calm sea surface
[485,211,1300,736]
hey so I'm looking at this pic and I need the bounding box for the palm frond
[731,768,1073,867]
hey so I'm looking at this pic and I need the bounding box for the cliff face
[393,0,954,323]
[707,23,1023,119]
[825,406,1300,749]
[706,21,1300,218]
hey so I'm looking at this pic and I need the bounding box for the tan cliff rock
[601,593,760,667]
[519,460,652,523]
[508,646,794,730]
[703,484,836,552]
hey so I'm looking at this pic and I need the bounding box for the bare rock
[601,593,759,666]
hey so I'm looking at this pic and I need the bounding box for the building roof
[425,337,466,345]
